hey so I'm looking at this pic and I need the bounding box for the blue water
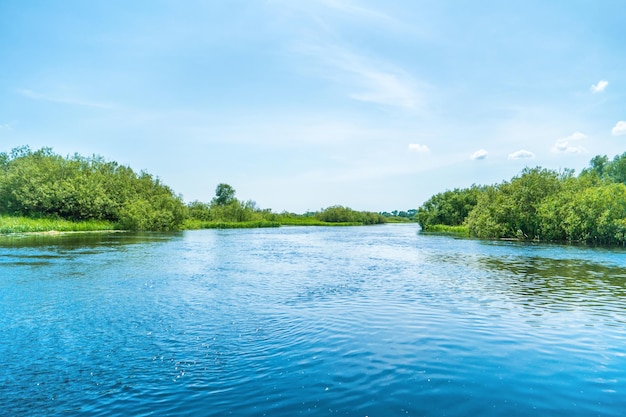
[1,225,625,416]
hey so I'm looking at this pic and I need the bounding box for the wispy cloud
[612,121,626,136]
[281,0,423,111]
[298,43,422,110]
[591,80,608,93]
[317,0,399,27]
[508,150,535,160]
[408,143,429,153]
[552,131,587,153]
[18,89,115,109]
[470,149,488,160]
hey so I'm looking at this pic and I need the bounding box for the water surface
[1,225,625,416]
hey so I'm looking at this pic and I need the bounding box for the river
[1,224,625,416]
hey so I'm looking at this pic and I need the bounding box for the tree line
[0,146,387,231]
[416,152,626,245]
[0,146,187,231]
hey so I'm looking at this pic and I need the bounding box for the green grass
[0,215,117,234]
[384,217,415,223]
[184,217,371,229]
[275,217,362,226]
[421,224,470,236]
[184,219,281,229]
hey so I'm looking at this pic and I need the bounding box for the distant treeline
[416,152,626,245]
[186,183,387,227]
[0,146,388,231]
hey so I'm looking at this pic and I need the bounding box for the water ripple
[1,226,626,416]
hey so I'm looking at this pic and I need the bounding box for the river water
[1,225,625,416]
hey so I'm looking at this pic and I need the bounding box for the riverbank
[0,215,118,234]
[0,215,402,235]
[419,224,470,237]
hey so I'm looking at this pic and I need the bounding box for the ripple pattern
[1,226,625,416]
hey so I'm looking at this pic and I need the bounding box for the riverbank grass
[183,218,364,229]
[0,215,117,234]
[420,224,469,236]
[183,219,281,229]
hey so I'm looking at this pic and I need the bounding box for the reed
[0,216,117,234]
[421,224,469,236]
[184,219,281,229]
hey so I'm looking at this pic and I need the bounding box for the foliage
[212,183,237,206]
[417,152,626,245]
[419,224,469,236]
[537,182,626,244]
[186,194,388,229]
[184,219,280,229]
[315,205,386,225]
[0,215,116,234]
[0,146,186,231]
[467,167,567,239]
[416,186,483,230]
[380,209,418,222]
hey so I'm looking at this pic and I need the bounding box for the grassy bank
[273,217,363,226]
[420,224,469,236]
[184,218,365,228]
[0,214,390,235]
[0,215,117,234]
[183,219,281,229]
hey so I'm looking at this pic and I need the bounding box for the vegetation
[0,145,408,233]
[419,224,469,236]
[379,209,418,222]
[415,186,483,230]
[0,146,186,231]
[0,215,115,234]
[186,186,387,228]
[416,152,626,245]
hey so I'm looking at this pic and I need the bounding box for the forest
[0,146,387,232]
[416,152,626,245]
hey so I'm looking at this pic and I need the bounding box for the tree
[466,168,567,239]
[0,146,186,230]
[212,183,236,206]
[416,186,483,229]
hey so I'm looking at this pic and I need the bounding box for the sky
[1,0,625,213]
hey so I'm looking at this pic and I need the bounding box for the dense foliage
[0,146,186,231]
[187,189,387,227]
[417,152,626,245]
[415,186,483,229]
[0,146,392,232]
[186,184,268,225]
[314,205,386,224]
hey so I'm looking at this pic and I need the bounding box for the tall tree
[212,183,236,206]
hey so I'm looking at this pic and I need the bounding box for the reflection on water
[1,225,625,416]
[0,230,181,249]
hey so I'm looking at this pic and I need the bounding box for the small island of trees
[416,152,626,245]
[0,146,392,233]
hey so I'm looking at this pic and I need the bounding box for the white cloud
[408,143,429,153]
[612,121,626,136]
[470,149,488,160]
[591,80,608,93]
[508,150,535,160]
[299,43,422,109]
[552,131,587,154]
[348,67,420,109]
[18,89,114,109]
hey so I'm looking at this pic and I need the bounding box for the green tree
[0,146,186,231]
[466,168,567,239]
[416,186,483,230]
[212,183,236,206]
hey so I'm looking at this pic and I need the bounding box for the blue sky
[1,0,625,212]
